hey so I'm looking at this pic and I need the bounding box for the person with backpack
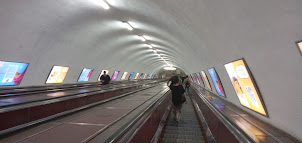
[168,76,187,122]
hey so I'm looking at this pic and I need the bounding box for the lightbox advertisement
[298,41,302,54]
[197,72,205,87]
[151,74,155,79]
[224,59,267,116]
[111,71,120,80]
[134,73,140,79]
[78,68,93,82]
[121,72,128,80]
[208,68,226,97]
[201,70,212,91]
[0,61,29,86]
[146,74,150,79]
[46,66,70,83]
[98,70,109,81]
[193,73,199,85]
[128,72,135,80]
[139,73,144,79]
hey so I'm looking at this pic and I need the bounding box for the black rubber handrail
[0,80,151,98]
[0,80,163,110]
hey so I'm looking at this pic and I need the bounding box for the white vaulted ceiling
[0,0,302,141]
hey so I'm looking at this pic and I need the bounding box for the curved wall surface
[0,0,302,141]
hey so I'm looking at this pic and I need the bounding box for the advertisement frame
[296,40,302,56]
[45,65,70,84]
[77,68,94,82]
[0,60,30,86]
[224,58,269,117]
[201,70,212,91]
[197,72,205,87]
[208,67,226,98]
[111,71,120,81]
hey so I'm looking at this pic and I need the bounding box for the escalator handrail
[102,87,170,143]
[193,87,255,143]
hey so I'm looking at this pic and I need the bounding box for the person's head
[103,71,107,75]
[168,75,180,86]
[186,75,188,78]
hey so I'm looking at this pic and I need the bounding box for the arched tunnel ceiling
[0,0,302,141]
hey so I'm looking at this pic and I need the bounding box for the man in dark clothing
[100,71,111,85]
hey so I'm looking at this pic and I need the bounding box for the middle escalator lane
[160,94,206,143]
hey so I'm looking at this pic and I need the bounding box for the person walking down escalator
[168,76,187,122]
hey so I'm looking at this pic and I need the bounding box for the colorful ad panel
[128,72,135,80]
[0,61,29,86]
[224,59,267,116]
[201,70,212,91]
[146,74,150,79]
[208,68,226,97]
[197,72,205,87]
[193,73,199,84]
[151,74,155,79]
[78,68,93,82]
[98,70,109,81]
[298,41,302,54]
[111,71,120,80]
[143,73,147,79]
[139,73,144,79]
[121,72,128,80]
[134,73,140,79]
[46,66,70,83]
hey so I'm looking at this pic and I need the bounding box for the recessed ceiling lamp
[138,35,146,41]
[92,0,110,9]
[153,49,157,53]
[122,21,133,30]
[164,67,176,70]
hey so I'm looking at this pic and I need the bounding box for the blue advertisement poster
[128,72,135,80]
[78,68,93,82]
[0,61,29,86]
[208,68,225,97]
[151,74,155,79]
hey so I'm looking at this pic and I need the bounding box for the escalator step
[163,130,203,136]
[165,126,201,131]
[163,134,204,140]
[161,138,206,143]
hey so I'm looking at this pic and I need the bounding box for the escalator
[160,95,206,143]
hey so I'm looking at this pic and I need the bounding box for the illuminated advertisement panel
[46,66,70,83]
[78,68,93,82]
[193,73,200,85]
[197,72,205,87]
[151,74,155,79]
[208,68,226,97]
[143,73,147,79]
[121,72,128,80]
[111,71,120,80]
[128,72,135,80]
[139,73,144,79]
[134,73,140,79]
[297,41,302,55]
[201,70,212,91]
[224,59,267,116]
[146,74,150,79]
[0,61,29,86]
[98,70,109,81]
